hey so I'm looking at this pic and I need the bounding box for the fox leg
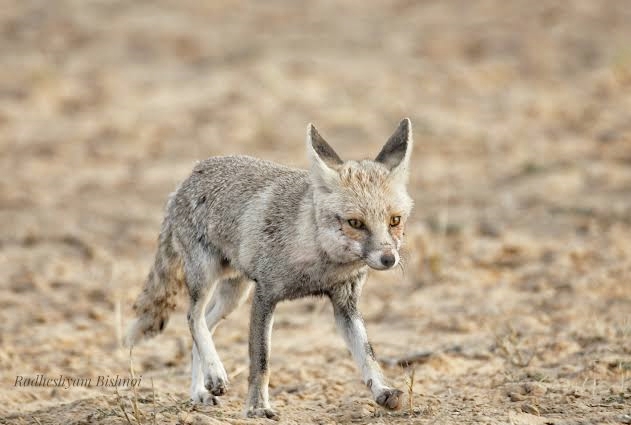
[205,276,253,333]
[329,280,404,410]
[191,276,252,403]
[191,342,221,404]
[245,287,278,420]
[184,246,228,400]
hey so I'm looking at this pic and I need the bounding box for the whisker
[397,247,411,276]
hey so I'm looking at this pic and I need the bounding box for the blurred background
[1,1,630,424]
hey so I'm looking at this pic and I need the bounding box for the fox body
[127,119,414,419]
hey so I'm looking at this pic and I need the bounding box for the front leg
[245,287,279,420]
[329,281,404,410]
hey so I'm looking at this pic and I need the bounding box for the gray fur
[126,119,414,419]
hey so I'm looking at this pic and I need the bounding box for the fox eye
[390,216,401,227]
[347,219,365,229]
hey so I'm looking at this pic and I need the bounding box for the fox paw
[204,366,229,396]
[191,389,220,406]
[376,388,404,410]
[205,376,228,396]
[246,407,280,421]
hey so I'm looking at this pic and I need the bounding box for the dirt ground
[1,1,631,424]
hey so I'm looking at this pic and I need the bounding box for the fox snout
[365,248,399,270]
[380,252,396,268]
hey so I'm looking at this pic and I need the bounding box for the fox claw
[208,379,227,396]
[376,388,404,410]
[192,390,220,406]
[205,374,228,396]
[246,407,280,421]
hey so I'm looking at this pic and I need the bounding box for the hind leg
[191,276,252,403]
[191,343,220,404]
[183,245,229,400]
[206,276,253,333]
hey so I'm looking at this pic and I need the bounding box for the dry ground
[1,1,631,424]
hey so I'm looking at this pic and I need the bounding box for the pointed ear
[306,123,343,188]
[375,118,413,181]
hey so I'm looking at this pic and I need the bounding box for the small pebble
[521,403,540,415]
[524,382,547,397]
[479,219,502,237]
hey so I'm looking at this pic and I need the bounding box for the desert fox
[126,118,414,419]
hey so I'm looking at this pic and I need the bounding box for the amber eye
[390,216,401,227]
[348,219,365,229]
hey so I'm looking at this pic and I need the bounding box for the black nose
[380,253,396,268]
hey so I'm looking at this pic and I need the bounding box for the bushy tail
[125,222,184,347]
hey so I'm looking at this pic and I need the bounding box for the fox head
[306,119,414,270]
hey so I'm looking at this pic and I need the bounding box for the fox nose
[380,253,396,268]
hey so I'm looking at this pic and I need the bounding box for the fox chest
[273,265,367,301]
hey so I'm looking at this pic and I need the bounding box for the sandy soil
[1,1,630,424]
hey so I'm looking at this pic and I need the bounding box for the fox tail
[125,221,184,347]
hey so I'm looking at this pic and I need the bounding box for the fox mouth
[362,250,399,270]
[365,261,394,271]
[360,256,395,271]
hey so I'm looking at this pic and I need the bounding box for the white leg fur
[336,315,387,397]
[191,342,218,403]
[188,283,228,396]
[190,277,252,403]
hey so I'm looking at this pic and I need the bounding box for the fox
[126,118,414,420]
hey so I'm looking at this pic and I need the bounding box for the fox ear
[306,123,343,188]
[375,118,413,182]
